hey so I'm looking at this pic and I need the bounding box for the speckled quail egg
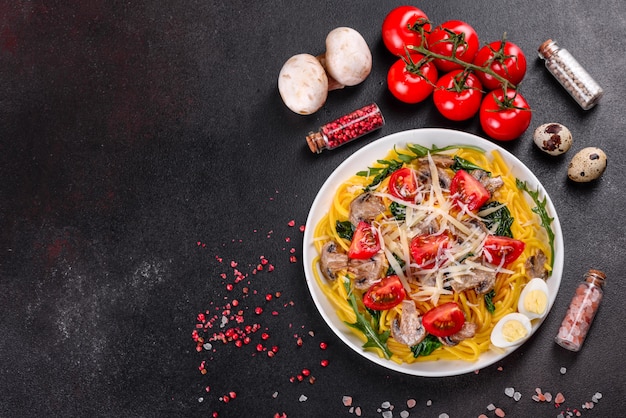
[518,278,550,320]
[567,147,607,182]
[490,313,532,348]
[533,123,573,156]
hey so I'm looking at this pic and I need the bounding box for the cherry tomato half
[479,88,532,141]
[382,5,432,56]
[362,275,407,311]
[422,302,465,337]
[348,221,380,259]
[427,20,480,73]
[433,70,483,121]
[409,234,450,269]
[483,235,526,266]
[449,169,491,211]
[388,167,419,201]
[387,53,438,104]
[473,40,527,91]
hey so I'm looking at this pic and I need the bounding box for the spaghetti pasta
[311,144,552,364]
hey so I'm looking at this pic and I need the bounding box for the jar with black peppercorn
[538,39,603,110]
[554,269,606,352]
[306,103,385,153]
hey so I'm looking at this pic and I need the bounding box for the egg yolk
[502,320,528,342]
[523,289,548,316]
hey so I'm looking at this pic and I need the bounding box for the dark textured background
[1,1,625,417]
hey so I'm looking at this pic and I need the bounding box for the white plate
[302,128,564,377]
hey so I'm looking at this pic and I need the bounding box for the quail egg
[533,123,572,156]
[567,147,607,182]
[490,313,532,348]
[518,278,550,320]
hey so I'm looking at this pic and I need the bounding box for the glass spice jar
[538,39,603,110]
[306,103,385,153]
[554,269,606,352]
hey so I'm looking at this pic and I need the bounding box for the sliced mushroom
[319,241,349,281]
[439,322,478,346]
[349,192,385,226]
[525,249,549,280]
[348,253,387,290]
[391,300,426,346]
[451,267,497,295]
[471,169,504,194]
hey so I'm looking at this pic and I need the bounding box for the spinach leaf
[481,201,514,237]
[343,279,393,359]
[484,289,496,314]
[411,334,442,357]
[336,220,355,240]
[389,201,406,220]
[450,155,489,173]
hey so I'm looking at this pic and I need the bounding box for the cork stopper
[306,131,326,153]
[585,269,606,287]
[538,39,559,60]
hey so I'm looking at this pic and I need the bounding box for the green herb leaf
[484,289,496,314]
[343,279,393,359]
[451,155,489,174]
[481,201,514,237]
[335,220,355,240]
[516,179,555,272]
[411,334,442,357]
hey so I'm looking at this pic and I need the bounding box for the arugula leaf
[336,220,355,240]
[343,279,393,359]
[451,155,489,174]
[411,335,442,357]
[481,201,514,237]
[516,179,555,272]
[366,307,382,332]
[358,159,404,191]
[484,289,496,314]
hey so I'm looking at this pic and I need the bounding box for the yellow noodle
[311,146,552,364]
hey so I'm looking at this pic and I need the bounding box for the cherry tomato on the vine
[362,275,406,311]
[387,53,438,104]
[473,40,527,91]
[433,70,483,121]
[382,6,432,56]
[427,20,480,73]
[479,88,532,141]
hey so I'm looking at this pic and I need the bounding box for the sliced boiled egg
[490,313,532,348]
[518,278,550,320]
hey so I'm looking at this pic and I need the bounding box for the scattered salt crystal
[407,399,416,408]
[438,414,449,418]
[382,411,392,418]
[554,392,565,404]
[355,406,362,416]
[478,415,488,418]
[349,407,354,414]
[560,366,567,374]
[381,401,391,409]
[592,392,602,402]
[504,387,515,397]
[513,391,522,402]
[272,391,278,398]
[203,342,212,350]
[198,397,204,403]
[487,403,496,411]
[544,392,552,402]
[343,396,353,407]
[400,411,409,418]
[299,395,307,402]
[426,400,432,407]
[495,407,506,417]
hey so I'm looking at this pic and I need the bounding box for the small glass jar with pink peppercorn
[555,269,606,352]
[306,103,385,153]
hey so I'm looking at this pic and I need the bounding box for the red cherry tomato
[422,302,465,337]
[449,169,491,211]
[473,40,527,91]
[409,234,450,269]
[382,6,432,56]
[387,53,438,104]
[479,88,532,141]
[362,275,407,311]
[388,167,419,201]
[433,70,483,121]
[483,235,526,265]
[348,221,380,259]
[427,20,480,72]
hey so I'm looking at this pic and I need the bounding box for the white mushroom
[322,27,372,88]
[278,53,328,115]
